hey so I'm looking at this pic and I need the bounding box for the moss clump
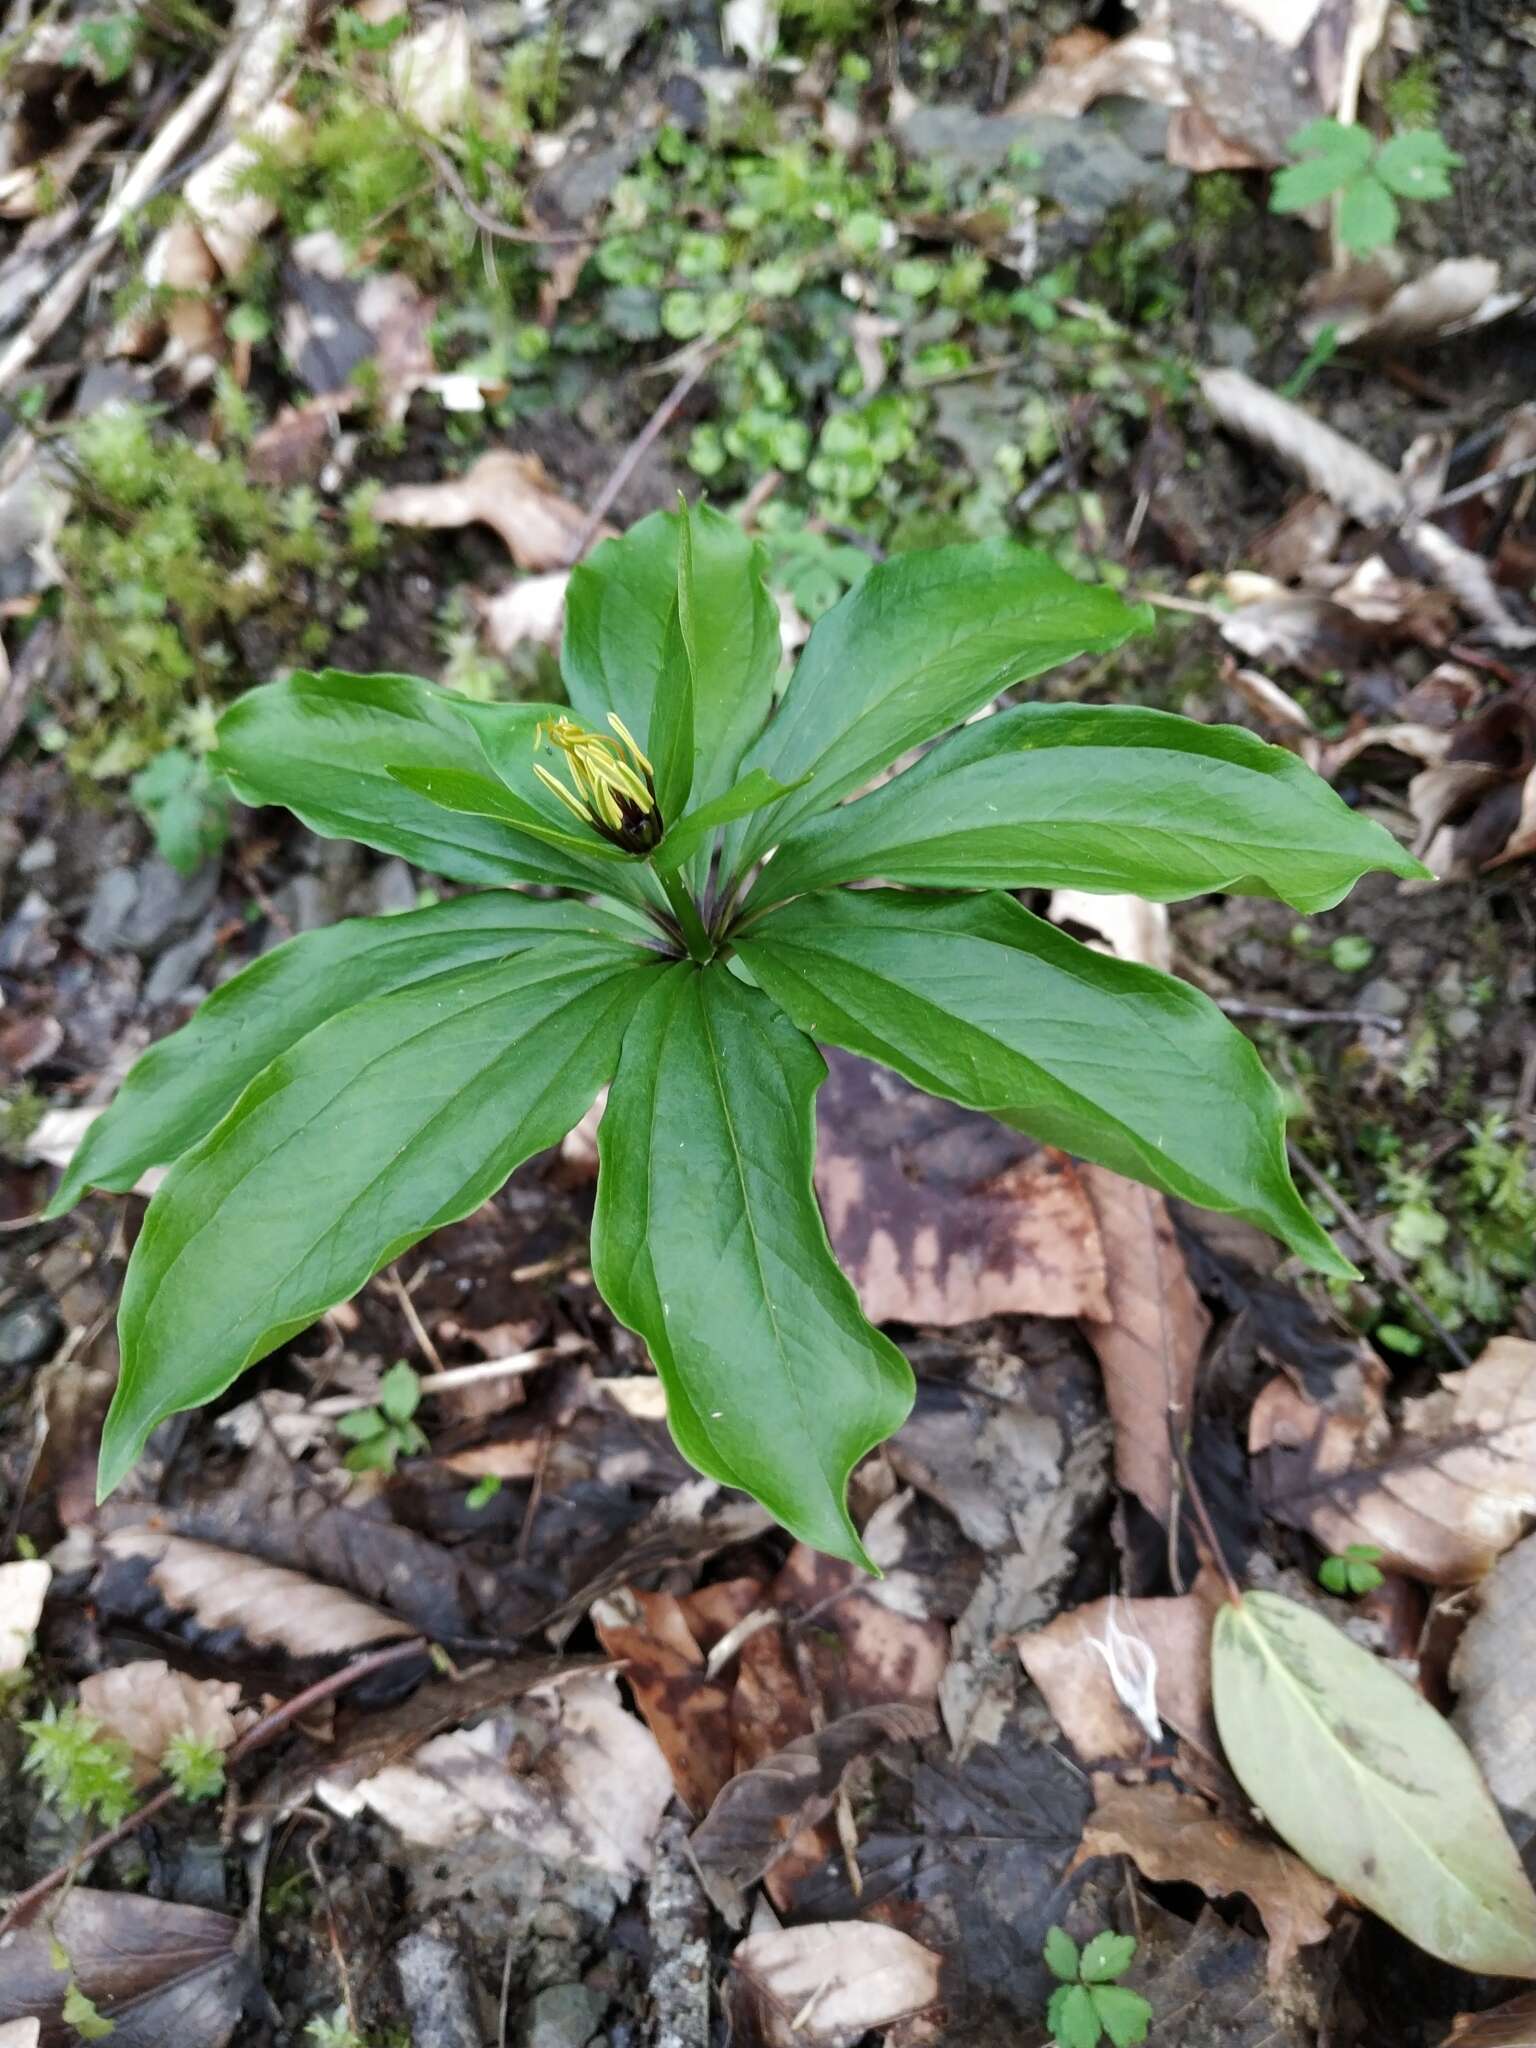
[54,401,381,778]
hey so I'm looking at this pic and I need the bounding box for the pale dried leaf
[1225,665,1316,733]
[183,102,306,278]
[721,0,779,63]
[477,570,570,655]
[389,11,473,136]
[0,1557,50,1676]
[691,1702,938,1920]
[1080,1774,1337,1981]
[1012,19,1184,119]
[77,1659,250,1783]
[374,451,600,571]
[1304,257,1520,348]
[322,1672,672,1885]
[729,1921,942,2048]
[1451,1532,1536,1844]
[0,2020,41,2047]
[1079,1165,1209,1524]
[1018,1587,1219,1763]
[1444,1993,1536,2048]
[1251,1337,1536,1584]
[100,1527,415,1654]
[1049,890,1171,972]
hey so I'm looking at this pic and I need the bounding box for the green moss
[1382,58,1440,130]
[56,403,381,777]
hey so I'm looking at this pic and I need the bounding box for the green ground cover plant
[50,506,1426,1563]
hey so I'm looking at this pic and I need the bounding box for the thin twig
[1426,450,1536,514]
[1285,1143,1474,1369]
[309,1339,589,1416]
[564,347,717,566]
[0,32,246,397]
[383,1262,445,1374]
[418,132,596,247]
[0,1636,428,1934]
[1217,998,1404,1033]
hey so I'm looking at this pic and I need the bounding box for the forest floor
[1,2,1535,2044]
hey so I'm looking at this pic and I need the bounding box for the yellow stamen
[607,713,654,777]
[533,712,657,837]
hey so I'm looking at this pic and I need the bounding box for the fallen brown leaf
[1302,255,1523,348]
[373,450,604,571]
[1250,1336,1536,1584]
[1018,1587,1219,1763]
[1451,1531,1536,1852]
[0,1889,252,2045]
[99,1527,416,1657]
[76,1659,251,1785]
[728,1921,942,2048]
[691,1701,938,1922]
[814,1048,1109,1326]
[477,569,571,657]
[1080,1774,1336,1981]
[593,1586,735,1817]
[1444,1993,1536,2048]
[1078,1165,1209,1525]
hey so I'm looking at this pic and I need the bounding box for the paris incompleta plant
[51,505,1426,1563]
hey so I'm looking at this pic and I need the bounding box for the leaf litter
[5,0,1536,2038]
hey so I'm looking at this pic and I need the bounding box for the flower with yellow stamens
[533,712,663,852]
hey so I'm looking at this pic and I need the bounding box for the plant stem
[654,865,713,965]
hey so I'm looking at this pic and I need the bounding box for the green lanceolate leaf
[1212,1591,1536,1976]
[592,963,914,1568]
[730,542,1153,865]
[47,893,647,1215]
[214,670,618,893]
[651,769,805,877]
[736,889,1351,1276]
[563,503,779,807]
[753,703,1429,912]
[385,762,630,862]
[101,939,657,1497]
[647,514,698,823]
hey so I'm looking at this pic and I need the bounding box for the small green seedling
[1044,1926,1152,2048]
[51,509,1428,1564]
[1271,120,1461,253]
[21,1704,137,1827]
[336,1361,428,1474]
[464,1474,503,1511]
[161,1729,227,1803]
[1319,1542,1386,1596]
[305,2010,369,2048]
[61,1978,115,2041]
[130,748,230,877]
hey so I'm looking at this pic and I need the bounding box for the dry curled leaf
[1078,1164,1209,1525]
[1452,1532,1536,1851]
[1079,1774,1337,1982]
[1251,1337,1536,1585]
[728,1921,942,2048]
[99,1527,416,1657]
[593,1586,735,1817]
[1018,1587,1218,1763]
[691,1701,938,1920]
[76,1660,250,1784]
[814,1048,1109,1326]
[373,450,603,571]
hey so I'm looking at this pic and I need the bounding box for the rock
[80,858,219,958]
[396,1928,484,2048]
[1358,976,1410,1019]
[142,914,221,1007]
[893,103,1184,219]
[521,1983,605,2048]
[0,892,56,973]
[0,1295,61,1368]
[367,858,419,917]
